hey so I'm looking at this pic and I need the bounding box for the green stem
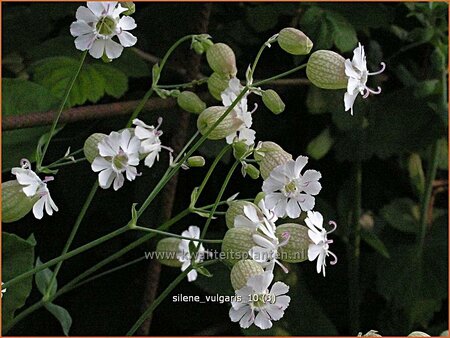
[132,226,222,243]
[126,87,154,128]
[173,130,200,164]
[249,42,269,81]
[348,161,362,334]
[44,182,99,299]
[126,268,191,336]
[42,148,84,169]
[201,159,240,239]
[3,224,128,290]
[158,78,208,89]
[46,157,87,169]
[38,51,87,169]
[252,63,307,87]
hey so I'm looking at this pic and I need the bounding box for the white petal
[244,205,260,223]
[263,192,283,210]
[248,271,273,294]
[105,39,124,59]
[239,309,255,329]
[113,173,125,190]
[32,197,46,220]
[144,151,159,168]
[234,215,257,230]
[127,136,141,155]
[74,33,96,51]
[98,168,114,189]
[275,295,291,309]
[308,230,324,245]
[70,21,94,37]
[187,269,197,282]
[294,155,308,177]
[265,304,285,321]
[118,14,137,30]
[92,157,112,172]
[254,311,272,330]
[87,2,107,17]
[270,281,289,296]
[345,59,360,79]
[286,199,301,219]
[298,193,315,211]
[308,244,322,261]
[344,92,358,115]
[229,305,249,322]
[252,234,274,250]
[273,197,288,218]
[188,225,201,239]
[89,39,106,59]
[75,6,98,22]
[125,166,137,181]
[117,31,137,47]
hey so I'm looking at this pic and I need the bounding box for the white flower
[234,204,264,231]
[2,283,6,298]
[305,211,338,277]
[221,78,257,146]
[344,43,386,115]
[132,118,173,168]
[177,225,207,282]
[91,129,140,190]
[229,271,290,330]
[262,155,322,219]
[11,160,58,220]
[70,2,137,59]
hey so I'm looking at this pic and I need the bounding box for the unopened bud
[186,156,206,168]
[262,89,285,114]
[208,72,231,100]
[2,180,38,223]
[254,192,265,205]
[206,43,237,77]
[221,227,255,265]
[254,141,292,179]
[232,141,249,160]
[120,2,135,15]
[197,106,243,140]
[84,133,107,163]
[230,259,264,290]
[226,200,260,228]
[306,50,348,89]
[177,91,206,114]
[276,223,310,263]
[155,238,182,267]
[278,28,313,55]
[244,164,260,179]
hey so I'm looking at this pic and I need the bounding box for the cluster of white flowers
[11,159,58,220]
[344,43,386,115]
[92,118,172,191]
[71,2,137,59]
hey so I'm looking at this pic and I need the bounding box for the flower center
[96,16,116,36]
[112,151,128,171]
[252,294,267,308]
[284,181,297,194]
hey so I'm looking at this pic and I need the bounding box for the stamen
[249,103,258,114]
[156,117,163,129]
[327,220,337,234]
[275,260,289,273]
[368,62,386,76]
[43,176,54,183]
[328,251,338,265]
[279,231,290,247]
[367,86,382,95]
[20,158,31,169]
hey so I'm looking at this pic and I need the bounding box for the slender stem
[195,145,231,201]
[173,130,200,164]
[38,51,87,169]
[46,157,87,169]
[252,63,307,87]
[44,182,99,299]
[126,268,191,336]
[3,300,46,333]
[43,148,84,168]
[132,226,222,243]
[3,225,128,289]
[201,159,240,239]
[249,42,269,81]
[156,35,195,82]
[158,78,208,89]
[348,161,362,334]
[126,87,154,128]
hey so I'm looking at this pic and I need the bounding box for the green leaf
[2,233,36,330]
[326,11,358,53]
[131,203,138,226]
[380,198,420,234]
[361,229,390,259]
[35,258,57,298]
[30,56,128,108]
[45,302,72,336]
[196,266,213,278]
[2,78,59,171]
[306,128,334,160]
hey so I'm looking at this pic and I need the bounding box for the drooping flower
[11,160,58,220]
[262,155,322,218]
[133,118,173,168]
[229,271,290,329]
[221,78,257,146]
[70,2,137,59]
[305,211,338,276]
[91,129,140,190]
[344,43,386,115]
[177,225,207,282]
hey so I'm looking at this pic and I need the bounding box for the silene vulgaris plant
[2,2,388,335]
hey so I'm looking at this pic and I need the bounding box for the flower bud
[408,332,430,337]
[177,91,206,114]
[192,41,205,55]
[226,200,260,228]
[197,106,243,140]
[206,43,237,77]
[221,227,255,265]
[244,164,260,179]
[306,50,348,89]
[208,72,230,100]
[232,141,249,160]
[120,2,136,15]
[84,133,107,163]
[255,141,292,179]
[155,238,182,267]
[262,89,285,114]
[278,27,313,55]
[186,156,206,168]
[2,180,38,223]
[276,223,310,263]
[254,192,265,205]
[230,259,264,290]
